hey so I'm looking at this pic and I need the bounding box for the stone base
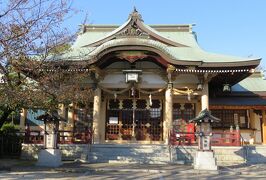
[36,149,62,167]
[194,151,218,170]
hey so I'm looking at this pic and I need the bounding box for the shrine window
[210,109,248,129]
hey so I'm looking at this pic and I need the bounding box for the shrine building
[20,9,266,149]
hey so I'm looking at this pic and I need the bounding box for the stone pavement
[1,159,266,179]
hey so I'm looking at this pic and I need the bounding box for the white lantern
[223,84,231,92]
[123,69,142,83]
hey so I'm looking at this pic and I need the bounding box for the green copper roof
[189,109,221,123]
[232,71,266,92]
[56,9,261,68]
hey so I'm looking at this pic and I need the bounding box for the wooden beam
[210,105,266,110]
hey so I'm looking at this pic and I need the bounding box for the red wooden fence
[169,130,241,146]
[22,129,93,144]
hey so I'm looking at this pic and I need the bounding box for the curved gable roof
[57,8,261,68]
[79,9,188,48]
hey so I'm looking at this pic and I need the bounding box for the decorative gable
[83,8,188,47]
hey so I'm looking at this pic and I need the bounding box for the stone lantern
[189,109,220,170]
[36,111,65,167]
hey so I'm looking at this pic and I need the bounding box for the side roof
[57,8,260,68]
[210,71,266,107]
[232,71,266,93]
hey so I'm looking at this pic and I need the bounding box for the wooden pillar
[58,104,66,130]
[92,88,102,144]
[67,104,74,129]
[99,98,106,143]
[201,83,209,110]
[163,84,173,144]
[196,98,201,115]
[19,109,27,131]
[250,109,256,143]
[262,110,266,144]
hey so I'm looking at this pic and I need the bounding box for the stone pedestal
[194,151,218,170]
[36,149,62,167]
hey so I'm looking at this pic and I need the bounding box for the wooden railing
[169,131,197,146]
[23,130,44,144]
[211,131,241,146]
[169,130,241,146]
[58,130,93,144]
[22,129,93,144]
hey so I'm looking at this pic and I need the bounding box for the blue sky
[65,0,266,68]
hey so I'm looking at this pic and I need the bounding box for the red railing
[58,130,93,144]
[23,129,93,144]
[169,131,197,146]
[169,130,241,146]
[211,131,241,146]
[23,130,44,144]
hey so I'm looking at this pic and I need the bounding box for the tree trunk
[0,110,12,128]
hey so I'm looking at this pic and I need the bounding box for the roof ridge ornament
[128,6,143,22]
[117,7,148,38]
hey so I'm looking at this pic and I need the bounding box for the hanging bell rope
[137,84,167,95]
[99,83,167,96]
[98,84,194,101]
[149,94,152,106]
[172,88,193,95]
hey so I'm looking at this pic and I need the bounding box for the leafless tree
[0,0,92,128]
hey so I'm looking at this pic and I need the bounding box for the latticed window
[122,99,133,109]
[109,99,120,109]
[211,109,248,128]
[106,99,163,141]
[173,103,195,121]
[136,99,146,109]
[172,103,195,132]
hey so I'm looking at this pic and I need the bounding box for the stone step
[215,155,245,161]
[87,144,170,164]
[89,153,170,158]
[89,152,169,157]
[89,149,169,154]
[89,146,169,151]
[88,156,170,162]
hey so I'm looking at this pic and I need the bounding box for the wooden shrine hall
[20,8,266,148]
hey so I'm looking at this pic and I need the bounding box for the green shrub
[0,123,19,135]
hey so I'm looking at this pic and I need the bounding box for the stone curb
[56,167,221,175]
[57,167,266,176]
[219,170,266,176]
[56,168,165,173]
[8,164,266,176]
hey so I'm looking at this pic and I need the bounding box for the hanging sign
[109,117,118,124]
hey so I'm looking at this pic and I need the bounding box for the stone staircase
[87,144,171,164]
[21,143,266,165]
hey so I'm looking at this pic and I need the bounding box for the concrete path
[1,159,266,179]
